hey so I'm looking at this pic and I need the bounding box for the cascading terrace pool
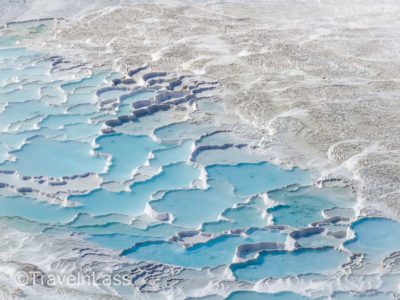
[0,20,399,300]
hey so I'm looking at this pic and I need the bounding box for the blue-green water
[345,218,400,262]
[231,247,348,282]
[124,228,287,268]
[226,291,310,300]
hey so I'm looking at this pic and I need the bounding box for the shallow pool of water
[345,218,400,261]
[2,135,106,177]
[226,291,310,300]
[231,247,348,282]
[124,228,287,268]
